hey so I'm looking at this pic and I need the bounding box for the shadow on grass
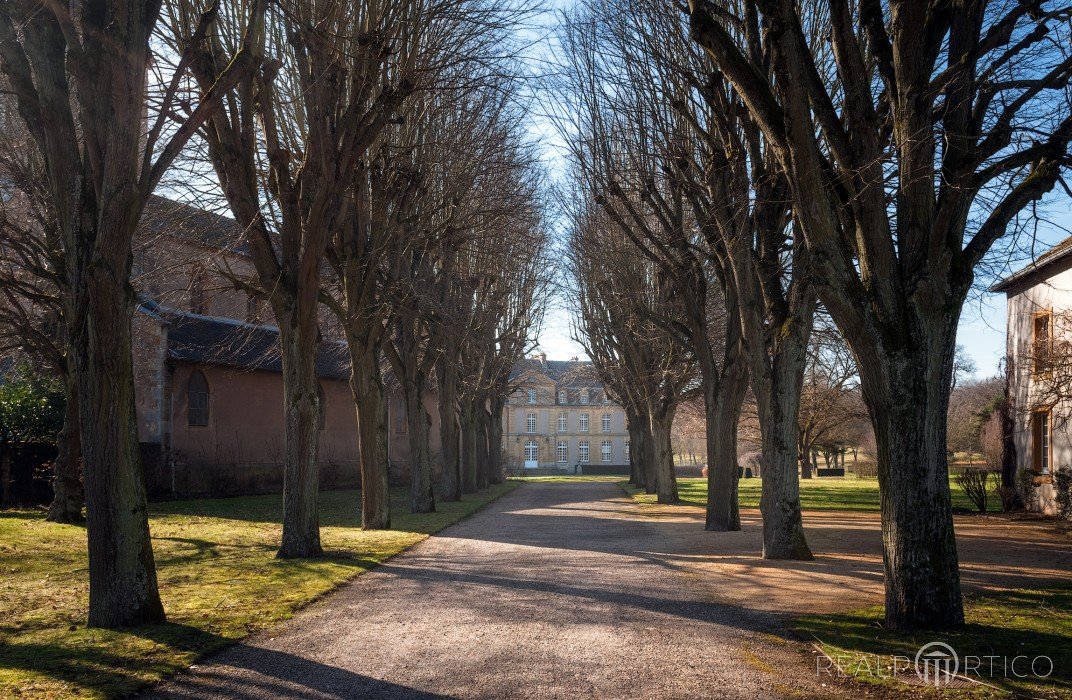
[793,587,1072,694]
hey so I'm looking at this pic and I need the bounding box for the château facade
[504,356,629,474]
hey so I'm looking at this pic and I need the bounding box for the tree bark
[277,316,323,558]
[757,338,814,560]
[475,401,490,490]
[626,417,643,487]
[460,402,478,494]
[404,384,435,513]
[869,348,963,630]
[487,398,505,484]
[436,360,462,501]
[78,263,165,627]
[46,372,83,523]
[649,405,678,504]
[705,356,748,531]
[350,348,390,530]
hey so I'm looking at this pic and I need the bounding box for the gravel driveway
[146,481,842,699]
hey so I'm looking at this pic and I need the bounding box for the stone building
[504,356,629,475]
[993,236,1072,514]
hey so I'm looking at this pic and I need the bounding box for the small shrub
[954,467,993,513]
[1017,468,1038,508]
[998,486,1021,513]
[1055,468,1072,521]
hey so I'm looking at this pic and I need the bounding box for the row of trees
[0,0,549,628]
[557,0,1071,630]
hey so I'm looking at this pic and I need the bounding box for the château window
[558,390,567,405]
[601,440,612,463]
[528,388,537,404]
[580,389,589,405]
[558,412,567,432]
[579,441,590,463]
[602,414,611,432]
[1032,409,1051,474]
[526,412,537,433]
[557,441,568,464]
[190,267,206,315]
[187,370,209,426]
[579,413,589,432]
[1033,311,1053,374]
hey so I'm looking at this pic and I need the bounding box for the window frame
[579,440,590,464]
[579,413,589,433]
[526,412,537,434]
[579,389,589,405]
[557,441,568,464]
[601,414,611,432]
[601,440,612,463]
[1031,407,1052,475]
[527,388,537,404]
[187,369,210,427]
[1032,309,1054,376]
[557,412,567,433]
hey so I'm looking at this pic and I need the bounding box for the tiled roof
[140,302,350,380]
[139,195,249,254]
[511,358,602,387]
[991,235,1072,292]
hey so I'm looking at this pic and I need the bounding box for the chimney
[570,355,578,362]
[539,352,547,363]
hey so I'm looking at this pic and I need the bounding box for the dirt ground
[632,500,1072,616]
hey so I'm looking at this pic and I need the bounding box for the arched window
[187,370,209,426]
[317,383,326,431]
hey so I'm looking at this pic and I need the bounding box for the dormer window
[580,389,589,405]
[558,390,567,405]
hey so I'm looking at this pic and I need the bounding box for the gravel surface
[145,482,845,699]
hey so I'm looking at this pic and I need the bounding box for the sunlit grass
[0,482,518,699]
[795,587,1072,697]
[622,476,1001,512]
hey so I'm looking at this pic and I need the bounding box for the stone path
[146,482,845,699]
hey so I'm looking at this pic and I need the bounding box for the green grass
[794,587,1072,697]
[0,482,518,699]
[622,476,1001,513]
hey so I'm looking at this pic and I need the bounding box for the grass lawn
[794,587,1072,697]
[622,476,1001,513]
[0,482,518,699]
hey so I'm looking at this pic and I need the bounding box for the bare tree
[0,0,250,626]
[688,0,1072,628]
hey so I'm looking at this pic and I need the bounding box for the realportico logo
[815,640,1054,689]
[914,641,958,686]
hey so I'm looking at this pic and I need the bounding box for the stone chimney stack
[539,352,547,363]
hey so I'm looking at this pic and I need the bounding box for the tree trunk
[650,406,678,504]
[476,402,490,490]
[404,384,435,513]
[627,417,643,487]
[705,347,748,532]
[487,398,505,484]
[868,349,963,630]
[758,339,813,560]
[350,349,390,530]
[999,391,1022,509]
[47,372,83,523]
[437,360,461,501]
[78,264,165,627]
[460,402,478,494]
[277,317,323,559]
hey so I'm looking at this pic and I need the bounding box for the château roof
[991,235,1072,293]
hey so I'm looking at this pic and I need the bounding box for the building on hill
[993,236,1072,515]
[503,354,629,475]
